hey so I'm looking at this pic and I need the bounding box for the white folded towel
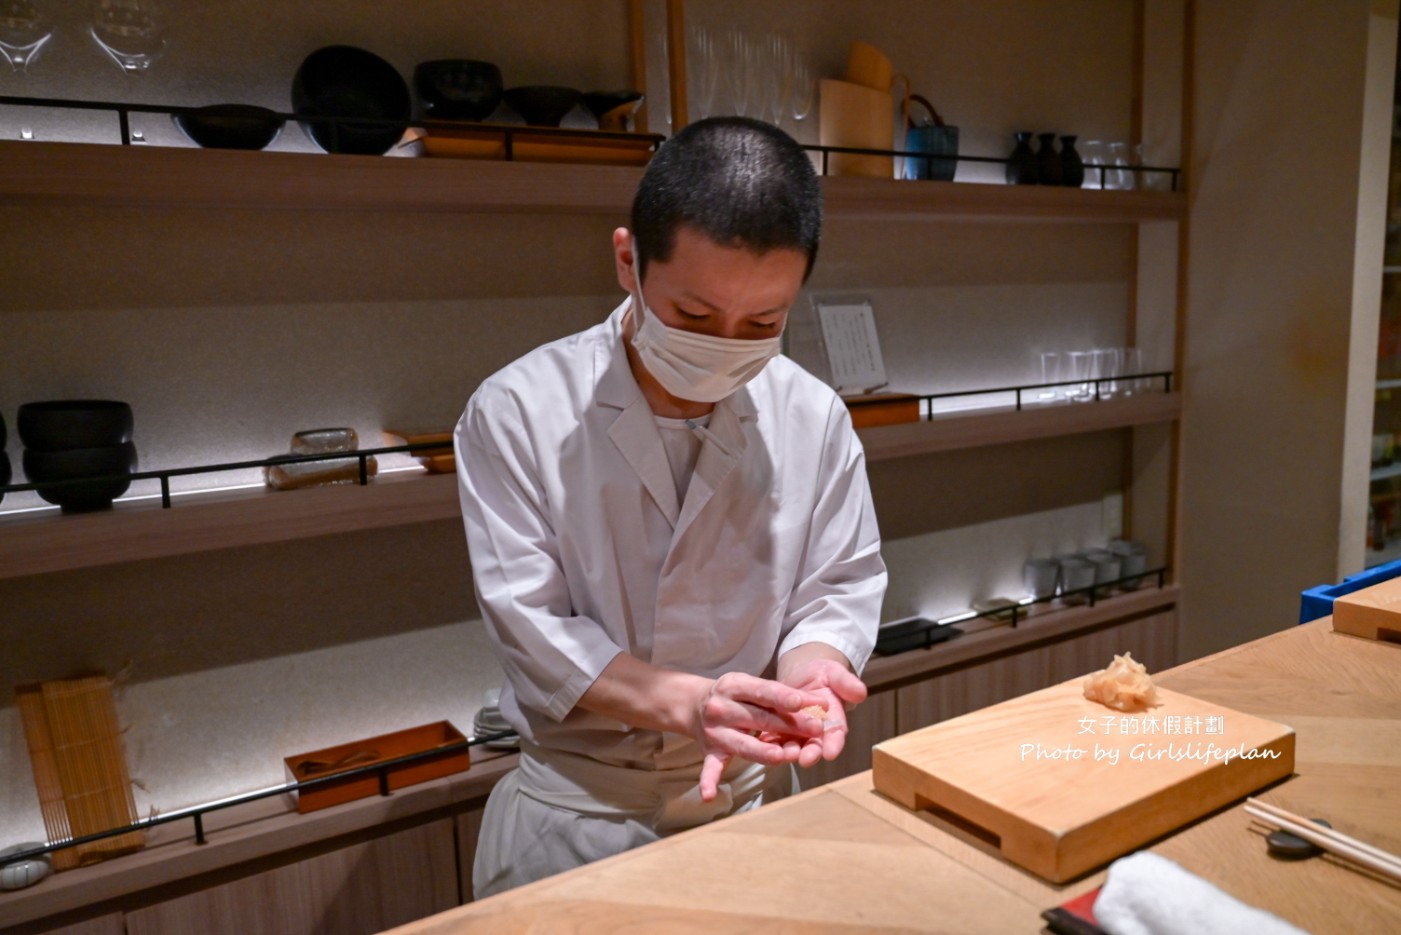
[1095,851,1311,935]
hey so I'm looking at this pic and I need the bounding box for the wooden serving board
[871,679,1295,882]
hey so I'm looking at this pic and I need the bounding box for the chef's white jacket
[454,300,887,771]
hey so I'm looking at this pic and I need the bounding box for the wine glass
[765,34,793,128]
[722,26,752,117]
[0,0,53,73]
[790,51,814,124]
[89,0,166,73]
[687,24,720,121]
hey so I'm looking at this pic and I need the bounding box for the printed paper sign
[815,300,887,395]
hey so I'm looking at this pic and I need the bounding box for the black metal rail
[0,729,518,867]
[920,370,1174,416]
[804,141,1181,191]
[0,439,452,509]
[0,93,666,153]
[0,94,1182,189]
[875,566,1171,654]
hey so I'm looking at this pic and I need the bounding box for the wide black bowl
[18,400,133,452]
[503,85,583,127]
[414,59,503,122]
[292,45,411,155]
[0,452,10,505]
[24,441,137,512]
[583,90,643,130]
[173,104,285,151]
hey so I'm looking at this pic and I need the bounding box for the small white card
[814,299,888,395]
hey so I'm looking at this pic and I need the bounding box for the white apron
[472,744,796,899]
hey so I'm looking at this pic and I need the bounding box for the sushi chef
[454,116,887,898]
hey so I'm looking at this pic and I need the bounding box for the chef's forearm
[576,651,711,736]
[777,641,855,682]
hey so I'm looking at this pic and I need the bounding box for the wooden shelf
[863,584,1180,690]
[0,470,461,581]
[0,393,1178,581]
[0,749,519,930]
[0,140,1185,223]
[857,391,1182,461]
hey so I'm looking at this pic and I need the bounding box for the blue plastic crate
[1299,557,1401,624]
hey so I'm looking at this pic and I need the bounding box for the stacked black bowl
[18,400,137,512]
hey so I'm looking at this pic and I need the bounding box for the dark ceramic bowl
[173,104,285,151]
[583,90,643,130]
[0,452,10,505]
[292,45,411,155]
[17,400,133,452]
[24,441,137,512]
[414,59,503,122]
[503,85,583,127]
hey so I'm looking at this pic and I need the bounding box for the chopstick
[1245,797,1401,883]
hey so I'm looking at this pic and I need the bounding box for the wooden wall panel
[800,688,898,790]
[896,647,1054,734]
[125,819,457,935]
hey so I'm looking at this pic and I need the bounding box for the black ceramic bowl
[503,85,583,127]
[583,90,643,130]
[292,45,411,155]
[414,59,503,122]
[0,452,10,505]
[24,441,137,512]
[173,104,285,151]
[17,400,133,452]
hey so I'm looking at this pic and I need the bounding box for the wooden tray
[284,721,470,814]
[871,680,1295,882]
[844,392,920,429]
[384,428,455,474]
[413,124,662,166]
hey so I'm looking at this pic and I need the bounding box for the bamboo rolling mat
[17,675,145,870]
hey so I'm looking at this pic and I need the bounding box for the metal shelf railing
[0,94,1183,189]
[0,729,517,866]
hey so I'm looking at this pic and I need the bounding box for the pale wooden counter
[382,619,1401,934]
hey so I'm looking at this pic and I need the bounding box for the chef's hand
[693,672,830,802]
[771,643,868,768]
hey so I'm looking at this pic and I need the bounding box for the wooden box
[844,392,920,429]
[284,721,470,814]
[872,681,1294,882]
[1332,578,1401,644]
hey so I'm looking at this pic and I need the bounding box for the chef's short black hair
[631,116,822,281]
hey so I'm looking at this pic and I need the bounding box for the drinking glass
[1080,140,1106,189]
[1120,346,1144,395]
[1067,350,1097,402]
[1094,347,1123,398]
[1038,351,1066,403]
[89,0,167,73]
[1108,141,1134,191]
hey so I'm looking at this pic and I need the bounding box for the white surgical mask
[629,293,783,403]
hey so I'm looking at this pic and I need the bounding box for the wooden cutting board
[871,679,1295,882]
